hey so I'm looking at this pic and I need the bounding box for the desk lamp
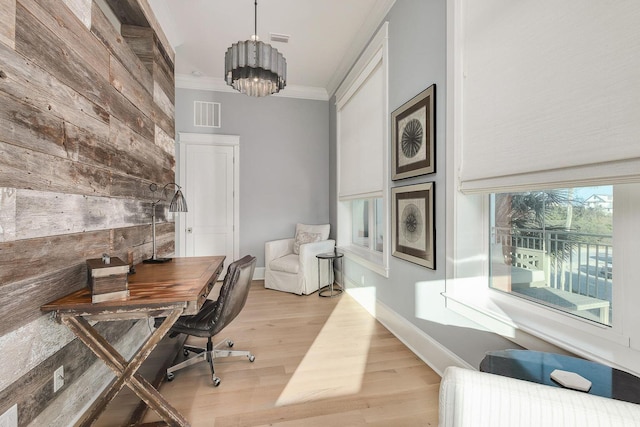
[144,182,188,264]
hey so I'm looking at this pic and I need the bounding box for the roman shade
[337,55,385,200]
[458,1,640,194]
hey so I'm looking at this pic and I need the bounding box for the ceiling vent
[270,33,290,43]
[194,101,221,128]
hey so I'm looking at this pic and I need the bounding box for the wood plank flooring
[98,281,441,426]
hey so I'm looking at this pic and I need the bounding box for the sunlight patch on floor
[276,295,375,406]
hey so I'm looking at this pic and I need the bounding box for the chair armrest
[299,239,336,264]
[299,240,336,289]
[265,238,294,265]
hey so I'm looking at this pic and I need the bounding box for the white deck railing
[492,227,613,323]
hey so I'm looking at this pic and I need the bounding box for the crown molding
[175,74,329,101]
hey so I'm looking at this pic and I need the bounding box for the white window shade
[338,59,384,200]
[459,1,640,194]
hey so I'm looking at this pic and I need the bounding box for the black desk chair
[157,255,257,386]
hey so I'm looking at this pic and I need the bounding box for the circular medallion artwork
[401,119,423,159]
[401,203,423,243]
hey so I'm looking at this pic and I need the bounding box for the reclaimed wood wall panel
[109,54,154,112]
[0,146,112,196]
[18,0,110,80]
[15,3,155,142]
[11,190,156,240]
[0,91,67,158]
[0,0,16,49]
[153,57,175,105]
[104,0,148,27]
[154,79,176,121]
[0,264,87,336]
[90,2,153,96]
[0,41,110,126]
[121,24,155,72]
[136,0,174,64]
[0,0,176,424]
[0,320,136,426]
[0,223,169,287]
[120,25,174,104]
[0,316,75,393]
[155,124,176,156]
[109,116,174,184]
[14,3,112,119]
[27,320,152,426]
[0,229,111,285]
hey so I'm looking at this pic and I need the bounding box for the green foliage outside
[547,204,612,238]
[496,189,613,259]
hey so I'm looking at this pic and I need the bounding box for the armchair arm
[299,239,336,291]
[265,238,294,267]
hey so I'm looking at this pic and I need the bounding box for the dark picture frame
[391,85,435,180]
[391,182,435,269]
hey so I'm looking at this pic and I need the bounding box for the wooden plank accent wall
[0,0,16,49]
[0,0,176,425]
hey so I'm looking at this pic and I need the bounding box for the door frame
[176,132,240,260]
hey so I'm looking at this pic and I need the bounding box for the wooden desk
[41,256,225,427]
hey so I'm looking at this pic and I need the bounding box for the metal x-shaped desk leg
[61,309,189,427]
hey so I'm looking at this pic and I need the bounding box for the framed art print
[391,182,434,269]
[391,85,435,180]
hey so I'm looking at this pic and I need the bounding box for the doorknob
[187,227,193,234]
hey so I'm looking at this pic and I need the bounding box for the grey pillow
[293,231,322,254]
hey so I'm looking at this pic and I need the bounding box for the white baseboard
[373,298,474,376]
[344,279,473,377]
[253,267,265,280]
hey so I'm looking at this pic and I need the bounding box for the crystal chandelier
[224,0,287,97]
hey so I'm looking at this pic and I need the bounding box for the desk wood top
[41,256,225,317]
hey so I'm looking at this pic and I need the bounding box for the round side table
[316,252,343,297]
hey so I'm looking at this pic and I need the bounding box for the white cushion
[269,254,300,274]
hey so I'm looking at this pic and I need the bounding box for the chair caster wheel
[212,376,221,387]
[183,349,190,357]
[249,355,256,362]
[167,372,175,381]
[227,340,234,348]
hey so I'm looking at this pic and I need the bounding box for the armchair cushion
[269,254,300,274]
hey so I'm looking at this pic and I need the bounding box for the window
[445,183,640,375]
[351,198,384,252]
[335,23,389,277]
[447,0,640,376]
[489,187,613,326]
[352,199,370,248]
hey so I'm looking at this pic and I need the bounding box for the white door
[177,133,239,264]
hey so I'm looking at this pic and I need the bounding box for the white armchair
[264,224,335,295]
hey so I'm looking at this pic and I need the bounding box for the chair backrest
[209,255,256,337]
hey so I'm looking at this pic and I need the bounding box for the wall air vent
[270,33,290,43]
[194,101,221,128]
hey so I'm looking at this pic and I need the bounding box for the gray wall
[329,0,518,368]
[176,89,330,266]
[175,0,517,370]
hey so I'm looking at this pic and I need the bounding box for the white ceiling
[148,0,396,99]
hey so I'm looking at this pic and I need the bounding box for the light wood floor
[101,281,441,426]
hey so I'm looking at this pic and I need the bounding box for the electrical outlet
[53,366,64,392]
[0,404,18,427]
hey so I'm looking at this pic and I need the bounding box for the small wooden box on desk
[86,257,129,303]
